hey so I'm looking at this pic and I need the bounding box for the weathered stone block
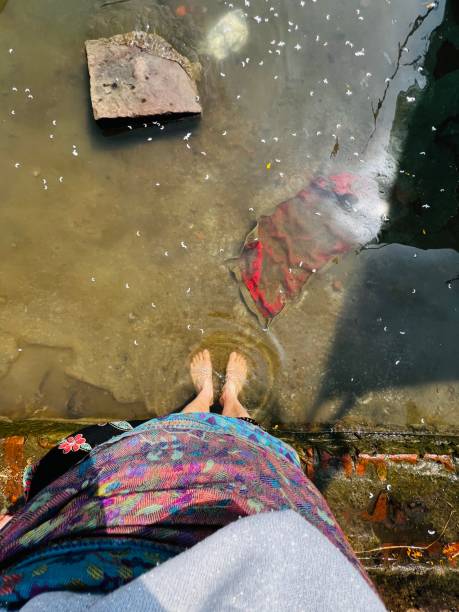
[85,31,202,121]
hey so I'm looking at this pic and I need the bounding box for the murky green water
[0,0,457,431]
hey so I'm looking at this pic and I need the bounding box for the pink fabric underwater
[232,173,375,323]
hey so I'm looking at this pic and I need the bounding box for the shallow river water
[0,0,457,431]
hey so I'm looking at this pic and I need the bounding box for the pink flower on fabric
[58,434,87,454]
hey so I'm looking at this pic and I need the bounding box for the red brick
[362,491,388,523]
[341,453,354,477]
[319,450,333,470]
[423,454,455,472]
[3,436,25,504]
[387,454,418,464]
[356,454,388,481]
[305,447,315,480]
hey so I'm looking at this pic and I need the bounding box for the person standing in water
[184,350,255,419]
[0,351,384,611]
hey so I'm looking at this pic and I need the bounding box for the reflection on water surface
[0,0,457,431]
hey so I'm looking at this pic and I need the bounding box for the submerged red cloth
[233,173,367,322]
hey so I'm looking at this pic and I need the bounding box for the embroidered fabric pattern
[0,414,371,606]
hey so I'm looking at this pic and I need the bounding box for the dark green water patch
[382,0,459,251]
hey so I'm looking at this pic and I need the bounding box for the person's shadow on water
[309,0,459,429]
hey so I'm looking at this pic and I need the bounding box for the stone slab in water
[85,31,202,121]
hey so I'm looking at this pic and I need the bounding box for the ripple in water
[192,322,283,420]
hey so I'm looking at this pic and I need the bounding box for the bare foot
[220,352,250,418]
[182,349,214,413]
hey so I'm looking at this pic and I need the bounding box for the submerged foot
[190,349,214,405]
[220,352,249,417]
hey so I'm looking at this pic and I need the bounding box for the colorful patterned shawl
[0,414,370,606]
